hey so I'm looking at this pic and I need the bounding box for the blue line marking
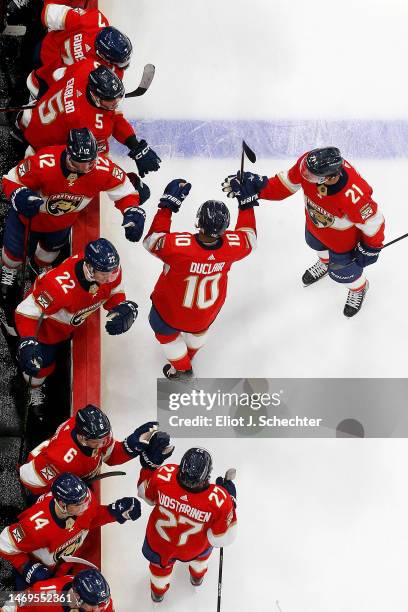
[112,119,408,158]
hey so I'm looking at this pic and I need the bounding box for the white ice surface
[97,1,408,610]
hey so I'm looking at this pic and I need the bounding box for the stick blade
[242,140,256,163]
[125,64,155,98]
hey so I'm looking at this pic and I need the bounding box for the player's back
[143,464,233,564]
[151,230,251,332]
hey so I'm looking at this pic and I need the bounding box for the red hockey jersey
[5,575,114,611]
[143,207,257,333]
[15,253,126,344]
[138,465,237,566]
[0,491,114,570]
[2,146,139,233]
[36,7,124,91]
[259,155,385,252]
[19,416,133,494]
[21,61,134,154]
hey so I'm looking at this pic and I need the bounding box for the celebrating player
[14,238,138,414]
[143,179,257,380]
[20,406,159,495]
[0,127,148,327]
[18,62,161,177]
[2,569,114,611]
[29,17,132,99]
[223,147,385,316]
[0,472,141,589]
[138,447,237,602]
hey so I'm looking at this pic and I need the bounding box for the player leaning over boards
[138,447,237,603]
[144,180,257,381]
[2,569,115,612]
[223,147,385,317]
[0,472,141,591]
[14,238,138,416]
[19,405,160,496]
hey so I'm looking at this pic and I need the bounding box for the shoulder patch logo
[40,465,58,481]
[360,203,374,220]
[18,159,31,178]
[36,291,54,310]
[12,525,25,543]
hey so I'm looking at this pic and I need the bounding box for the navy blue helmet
[84,238,120,273]
[76,405,111,440]
[88,65,125,104]
[196,200,230,238]
[301,147,343,183]
[177,448,212,492]
[73,569,110,606]
[67,128,98,164]
[95,26,133,69]
[51,473,88,505]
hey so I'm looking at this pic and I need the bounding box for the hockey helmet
[87,65,125,110]
[76,405,111,440]
[300,147,343,184]
[95,26,133,69]
[196,200,230,238]
[73,569,111,609]
[177,448,213,492]
[51,473,89,506]
[67,128,98,164]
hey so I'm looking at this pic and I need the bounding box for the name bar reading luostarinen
[157,378,408,438]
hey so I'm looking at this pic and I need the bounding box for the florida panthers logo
[305,197,335,228]
[53,531,87,562]
[46,194,83,216]
[71,302,103,326]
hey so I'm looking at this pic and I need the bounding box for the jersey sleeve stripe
[207,521,237,547]
[355,210,385,237]
[143,232,166,253]
[277,170,301,193]
[19,460,47,489]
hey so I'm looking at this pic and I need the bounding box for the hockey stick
[124,63,155,98]
[382,232,408,249]
[86,470,126,484]
[217,467,236,612]
[60,555,98,569]
[18,311,45,465]
[0,64,156,113]
[239,140,257,184]
[19,218,31,303]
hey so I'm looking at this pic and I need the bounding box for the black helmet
[51,473,89,506]
[73,569,110,606]
[300,147,343,183]
[67,128,98,164]
[75,404,111,440]
[196,200,230,238]
[87,65,125,108]
[177,448,212,492]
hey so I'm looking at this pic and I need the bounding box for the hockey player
[30,18,132,99]
[3,569,114,611]
[223,147,385,316]
[19,62,161,177]
[14,238,138,413]
[0,472,141,589]
[19,405,159,495]
[0,128,147,326]
[138,447,237,603]
[143,179,257,380]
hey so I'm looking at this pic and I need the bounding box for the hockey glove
[11,187,43,218]
[108,497,141,524]
[122,207,146,242]
[140,430,174,470]
[215,476,237,508]
[126,172,151,205]
[105,301,138,335]
[222,171,268,209]
[355,242,381,267]
[123,421,159,456]
[159,179,192,213]
[22,561,51,586]
[128,139,161,178]
[18,337,43,376]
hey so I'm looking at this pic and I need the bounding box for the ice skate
[302,259,328,286]
[163,364,194,382]
[343,281,369,318]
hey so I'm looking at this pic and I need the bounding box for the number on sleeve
[30,511,50,531]
[55,270,76,294]
[208,486,228,508]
